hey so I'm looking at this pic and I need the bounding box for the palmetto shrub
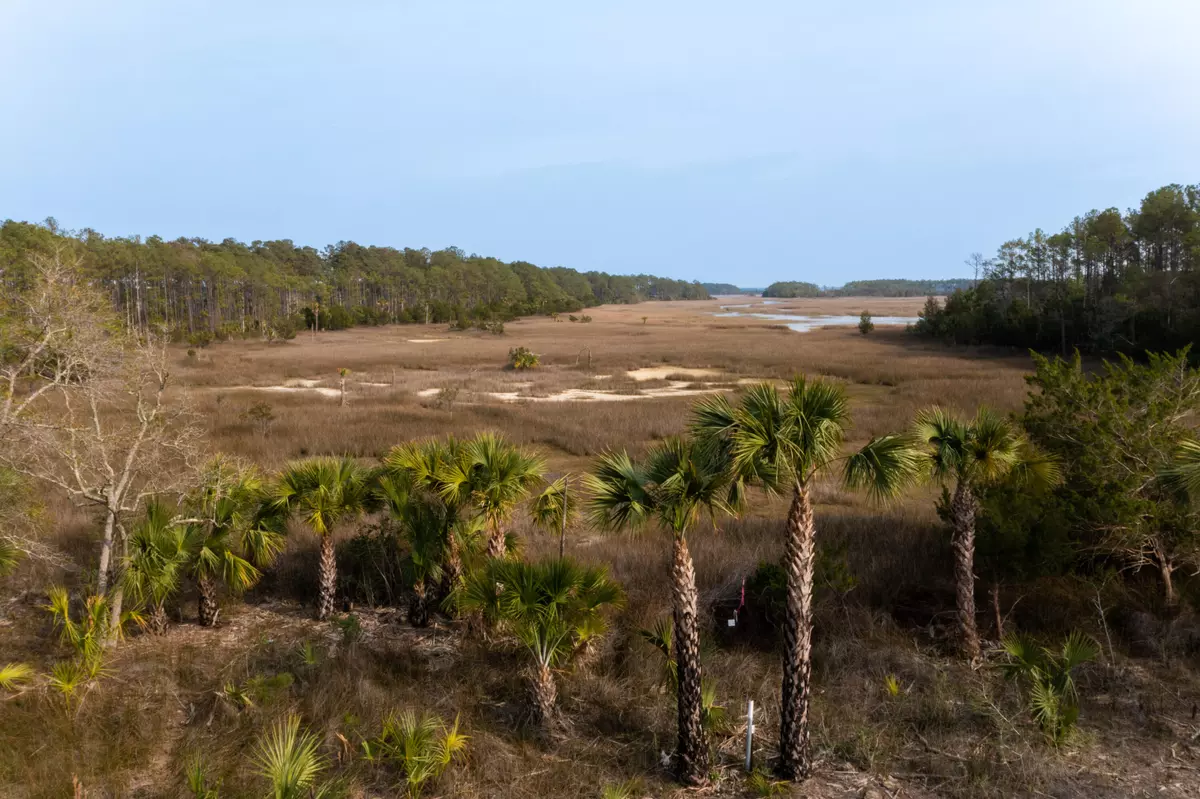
[457,558,622,728]
[508,346,539,370]
[999,630,1098,745]
[253,714,334,799]
[361,710,468,798]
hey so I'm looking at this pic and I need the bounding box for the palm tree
[911,406,1060,660]
[438,432,545,559]
[268,456,372,620]
[457,557,622,729]
[186,457,283,626]
[378,474,448,626]
[692,379,923,780]
[586,436,730,785]
[122,501,190,634]
[382,437,473,598]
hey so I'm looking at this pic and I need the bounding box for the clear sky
[2,1,1198,286]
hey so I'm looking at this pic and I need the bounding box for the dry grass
[3,299,1198,798]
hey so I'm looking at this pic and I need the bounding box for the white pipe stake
[745,699,755,772]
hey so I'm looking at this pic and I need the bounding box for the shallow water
[716,308,917,332]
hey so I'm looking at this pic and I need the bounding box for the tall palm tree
[692,379,923,780]
[457,557,623,729]
[186,457,283,626]
[122,501,190,634]
[382,437,472,597]
[911,406,1060,660]
[268,456,372,620]
[438,432,545,559]
[378,474,448,627]
[586,436,730,785]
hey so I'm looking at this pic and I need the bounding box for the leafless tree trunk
[4,258,202,642]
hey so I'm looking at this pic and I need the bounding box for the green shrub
[858,310,874,335]
[508,346,540,370]
[361,711,468,798]
[999,630,1098,745]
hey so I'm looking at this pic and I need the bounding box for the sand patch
[415,388,441,398]
[283,378,322,388]
[626,366,722,381]
[233,385,341,399]
[359,381,391,387]
[485,381,732,403]
[407,338,446,343]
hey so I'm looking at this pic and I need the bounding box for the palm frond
[968,408,1022,484]
[253,714,327,799]
[0,537,20,577]
[1159,438,1200,502]
[531,475,577,534]
[843,434,925,501]
[584,450,652,532]
[912,405,967,481]
[787,376,849,474]
[0,662,34,691]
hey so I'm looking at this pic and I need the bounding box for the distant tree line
[762,281,822,298]
[0,219,709,343]
[762,278,974,299]
[914,183,1200,355]
[826,279,975,297]
[700,282,748,295]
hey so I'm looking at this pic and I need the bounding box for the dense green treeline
[914,183,1200,354]
[0,219,709,341]
[700,282,749,295]
[762,278,974,298]
[762,281,822,298]
[827,278,975,297]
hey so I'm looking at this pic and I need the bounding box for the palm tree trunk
[530,661,557,730]
[409,577,429,626]
[149,600,168,635]
[671,533,709,785]
[486,519,505,559]
[198,574,219,627]
[439,534,462,608]
[950,480,981,661]
[778,479,817,780]
[317,535,337,621]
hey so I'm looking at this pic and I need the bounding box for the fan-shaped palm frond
[531,475,578,534]
[271,456,372,537]
[843,434,926,502]
[643,436,732,534]
[0,538,19,577]
[253,714,328,799]
[912,406,968,481]
[584,451,652,532]
[0,662,33,692]
[1159,438,1200,502]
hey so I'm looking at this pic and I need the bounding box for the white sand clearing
[625,366,722,381]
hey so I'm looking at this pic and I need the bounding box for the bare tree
[1,248,112,433]
[3,250,203,636]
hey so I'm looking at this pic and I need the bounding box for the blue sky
[2,2,1198,286]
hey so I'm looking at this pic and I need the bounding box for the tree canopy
[914,182,1200,354]
[0,219,710,343]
